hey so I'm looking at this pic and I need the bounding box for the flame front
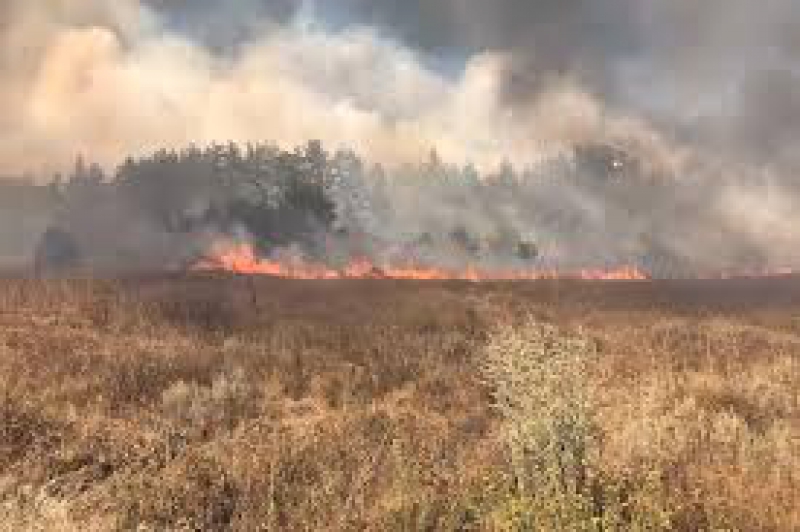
[193,243,651,281]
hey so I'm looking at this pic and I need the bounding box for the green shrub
[481,318,672,530]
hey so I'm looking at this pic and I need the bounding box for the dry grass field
[0,274,799,530]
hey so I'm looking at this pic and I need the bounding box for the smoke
[0,0,681,176]
[305,0,800,170]
[4,0,800,273]
[4,0,800,174]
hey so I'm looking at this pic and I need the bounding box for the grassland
[0,274,798,530]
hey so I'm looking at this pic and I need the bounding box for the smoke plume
[3,0,800,273]
[0,0,678,175]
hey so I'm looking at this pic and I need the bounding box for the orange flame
[193,243,651,281]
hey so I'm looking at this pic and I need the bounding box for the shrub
[481,317,672,530]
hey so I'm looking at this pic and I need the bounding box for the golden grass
[0,275,798,530]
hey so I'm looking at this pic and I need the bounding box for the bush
[481,318,672,530]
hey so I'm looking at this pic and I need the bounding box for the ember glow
[194,242,651,281]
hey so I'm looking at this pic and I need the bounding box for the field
[0,274,799,531]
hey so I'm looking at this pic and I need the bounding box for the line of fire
[1,140,794,282]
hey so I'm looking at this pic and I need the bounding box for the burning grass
[193,241,651,281]
[0,275,799,530]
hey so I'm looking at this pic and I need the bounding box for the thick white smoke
[0,0,677,176]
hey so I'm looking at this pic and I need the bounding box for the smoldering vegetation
[7,138,798,277]
[1,276,799,530]
[0,180,57,267]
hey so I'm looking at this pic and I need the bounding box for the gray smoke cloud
[291,0,800,171]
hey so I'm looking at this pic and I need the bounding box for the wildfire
[193,243,651,281]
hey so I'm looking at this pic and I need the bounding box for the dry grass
[0,274,798,530]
